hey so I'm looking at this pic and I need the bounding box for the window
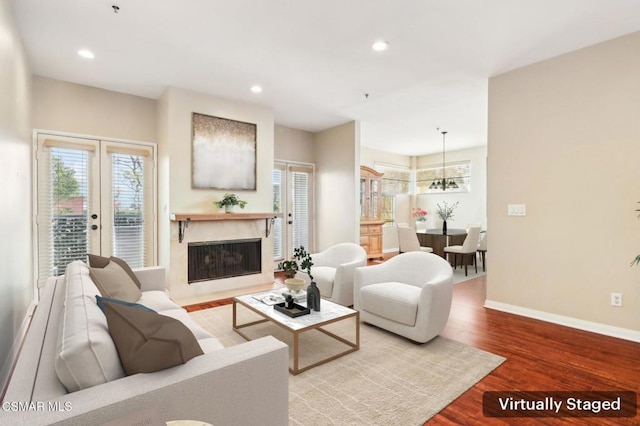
[36,133,156,290]
[416,161,471,194]
[273,162,314,262]
[375,165,411,224]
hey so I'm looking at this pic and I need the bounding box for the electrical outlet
[611,292,622,307]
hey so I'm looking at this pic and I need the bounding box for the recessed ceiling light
[371,40,389,52]
[250,85,263,93]
[77,49,95,59]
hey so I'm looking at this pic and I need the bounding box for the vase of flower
[436,201,459,235]
[412,207,427,223]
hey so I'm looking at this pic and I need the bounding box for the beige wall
[313,121,359,250]
[0,0,33,389]
[157,87,275,297]
[360,146,411,171]
[274,125,314,163]
[487,31,640,335]
[32,76,157,143]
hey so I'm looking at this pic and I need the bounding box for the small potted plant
[277,246,313,294]
[214,193,247,213]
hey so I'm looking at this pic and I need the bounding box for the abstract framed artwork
[191,112,257,190]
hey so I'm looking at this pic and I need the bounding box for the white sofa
[3,261,289,426]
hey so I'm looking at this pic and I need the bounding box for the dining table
[416,228,467,259]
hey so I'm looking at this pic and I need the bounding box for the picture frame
[191,112,257,190]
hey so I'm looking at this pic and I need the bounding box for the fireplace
[188,238,262,283]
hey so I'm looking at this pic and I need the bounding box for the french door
[273,161,314,262]
[35,132,156,289]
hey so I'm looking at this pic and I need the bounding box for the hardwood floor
[184,260,640,425]
[429,275,640,425]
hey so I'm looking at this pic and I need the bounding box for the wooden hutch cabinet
[359,166,384,259]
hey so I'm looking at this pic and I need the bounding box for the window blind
[272,167,284,260]
[37,145,92,288]
[375,165,411,223]
[416,161,471,193]
[291,169,310,249]
[110,152,150,268]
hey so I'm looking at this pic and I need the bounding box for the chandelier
[429,130,459,191]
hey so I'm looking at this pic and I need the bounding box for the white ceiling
[12,0,640,156]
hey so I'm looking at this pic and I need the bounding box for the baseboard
[0,301,36,400]
[484,300,640,343]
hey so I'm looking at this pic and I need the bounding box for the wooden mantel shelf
[170,212,283,242]
[170,212,282,221]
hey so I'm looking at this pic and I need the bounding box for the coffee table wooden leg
[292,331,299,375]
[232,299,237,329]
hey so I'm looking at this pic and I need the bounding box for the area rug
[452,264,485,284]
[190,305,504,426]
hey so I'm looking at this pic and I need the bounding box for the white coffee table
[233,290,359,375]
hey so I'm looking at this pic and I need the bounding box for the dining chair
[477,232,487,272]
[397,224,433,254]
[444,226,481,276]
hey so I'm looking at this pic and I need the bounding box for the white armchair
[296,242,367,306]
[354,252,453,343]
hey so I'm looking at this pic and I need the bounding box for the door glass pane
[369,179,378,218]
[360,178,366,217]
[291,170,310,249]
[272,167,283,261]
[111,153,147,268]
[37,145,92,288]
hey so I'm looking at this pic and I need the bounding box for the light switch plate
[508,204,526,216]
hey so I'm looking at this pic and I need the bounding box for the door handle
[91,214,98,219]
[91,224,98,230]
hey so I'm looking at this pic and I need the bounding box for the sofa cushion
[96,295,156,314]
[88,254,142,289]
[55,261,125,392]
[360,282,420,326]
[89,259,142,302]
[138,290,183,312]
[159,309,217,341]
[102,301,204,375]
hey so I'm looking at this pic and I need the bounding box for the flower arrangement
[436,201,459,221]
[277,246,314,281]
[412,207,427,222]
[214,193,247,209]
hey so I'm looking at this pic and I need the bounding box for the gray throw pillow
[89,260,142,303]
[101,301,204,375]
[88,254,142,289]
